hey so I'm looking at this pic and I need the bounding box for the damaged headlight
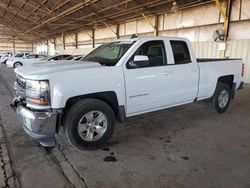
[25,80,51,109]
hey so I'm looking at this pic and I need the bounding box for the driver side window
[127,40,167,69]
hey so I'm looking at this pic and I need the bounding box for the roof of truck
[113,36,188,43]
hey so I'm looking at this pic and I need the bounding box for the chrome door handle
[162,71,172,75]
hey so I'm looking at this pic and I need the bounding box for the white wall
[0,37,33,54]
[192,39,250,82]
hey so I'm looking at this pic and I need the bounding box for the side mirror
[133,55,149,67]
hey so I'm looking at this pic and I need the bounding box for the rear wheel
[64,98,115,150]
[211,82,231,113]
[13,62,22,68]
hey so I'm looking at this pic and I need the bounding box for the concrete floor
[0,64,250,188]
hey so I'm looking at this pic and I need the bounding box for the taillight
[242,63,245,77]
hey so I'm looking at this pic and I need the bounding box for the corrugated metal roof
[0,0,213,42]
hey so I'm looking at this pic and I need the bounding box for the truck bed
[197,58,243,100]
[197,58,242,63]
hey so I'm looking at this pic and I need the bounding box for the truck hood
[15,61,102,79]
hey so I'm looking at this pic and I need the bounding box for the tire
[64,98,115,150]
[13,62,22,68]
[211,82,231,113]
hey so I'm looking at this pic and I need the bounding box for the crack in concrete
[45,148,75,188]
[0,73,22,187]
[1,71,88,187]
[0,124,21,188]
[0,145,8,187]
[0,72,77,187]
[56,144,89,188]
[118,164,149,188]
[0,72,14,98]
[203,167,218,188]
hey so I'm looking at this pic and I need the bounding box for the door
[164,40,199,105]
[124,40,199,116]
[124,40,169,115]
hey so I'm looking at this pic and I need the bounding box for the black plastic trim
[117,105,126,123]
[231,82,236,99]
[238,81,244,90]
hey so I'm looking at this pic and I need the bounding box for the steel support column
[54,38,56,50]
[92,29,95,48]
[104,22,119,38]
[75,33,78,49]
[116,24,120,39]
[46,40,49,55]
[141,13,158,36]
[225,0,232,38]
[63,36,65,50]
[155,15,159,36]
[214,0,232,58]
[13,39,15,54]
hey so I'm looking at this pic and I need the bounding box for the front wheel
[211,82,231,113]
[13,62,22,68]
[64,98,115,150]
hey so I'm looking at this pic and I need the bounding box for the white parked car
[64,55,85,61]
[44,54,72,61]
[6,52,31,68]
[7,54,48,68]
[11,36,244,150]
[9,54,77,68]
[0,52,13,64]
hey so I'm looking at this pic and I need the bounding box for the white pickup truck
[11,36,244,150]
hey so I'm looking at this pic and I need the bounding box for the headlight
[25,80,51,109]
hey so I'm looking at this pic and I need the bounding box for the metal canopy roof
[0,0,213,42]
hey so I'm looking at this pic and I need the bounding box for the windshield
[15,53,23,57]
[64,55,78,60]
[82,41,134,66]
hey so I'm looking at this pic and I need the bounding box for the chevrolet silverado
[11,36,244,150]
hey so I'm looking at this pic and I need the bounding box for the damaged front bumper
[11,97,58,147]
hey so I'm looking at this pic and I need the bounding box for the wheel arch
[217,75,236,99]
[217,75,234,88]
[63,91,126,124]
[13,61,23,67]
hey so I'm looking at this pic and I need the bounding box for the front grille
[16,77,26,90]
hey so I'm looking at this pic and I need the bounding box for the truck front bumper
[11,98,58,147]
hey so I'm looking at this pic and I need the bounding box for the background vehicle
[7,54,47,68]
[8,54,72,68]
[44,54,71,61]
[0,52,13,64]
[64,55,85,61]
[6,52,30,67]
[11,36,244,150]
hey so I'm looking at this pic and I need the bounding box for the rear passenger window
[62,55,71,59]
[170,41,191,64]
[26,55,36,59]
[38,55,45,58]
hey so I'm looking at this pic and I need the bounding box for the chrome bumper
[15,105,57,147]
